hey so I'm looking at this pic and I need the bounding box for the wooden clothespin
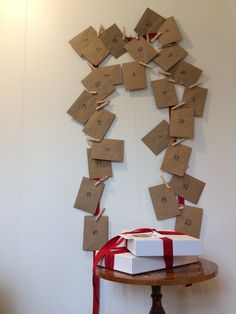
[136,33,139,40]
[96,100,110,110]
[190,82,201,89]
[87,61,96,70]
[98,24,105,36]
[160,175,170,189]
[94,176,108,186]
[169,78,177,84]
[151,31,162,42]
[123,26,126,40]
[138,61,152,69]
[88,90,97,95]
[87,137,101,144]
[95,208,106,221]
[146,33,150,43]
[172,101,186,110]
[87,139,93,147]
[172,138,186,147]
[178,205,184,210]
[159,70,171,76]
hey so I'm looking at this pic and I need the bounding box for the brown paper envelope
[134,8,166,35]
[153,44,187,71]
[69,26,98,56]
[170,108,194,138]
[82,109,116,140]
[151,78,178,108]
[122,61,147,91]
[149,184,180,220]
[67,90,97,125]
[170,61,202,86]
[175,205,203,238]
[82,37,110,66]
[83,216,108,251]
[124,37,158,63]
[141,120,170,156]
[74,177,105,214]
[91,139,124,162]
[170,173,206,204]
[100,24,127,58]
[161,144,192,177]
[158,17,182,46]
[82,65,123,91]
[87,148,113,179]
[182,86,208,117]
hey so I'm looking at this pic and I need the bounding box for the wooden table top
[96,258,218,286]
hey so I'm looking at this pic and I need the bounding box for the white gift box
[99,252,198,275]
[125,232,202,256]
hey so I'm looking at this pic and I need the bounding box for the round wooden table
[96,258,218,314]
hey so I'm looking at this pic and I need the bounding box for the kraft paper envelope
[158,17,182,46]
[67,90,97,125]
[154,44,187,71]
[74,177,105,214]
[134,8,165,35]
[175,205,203,238]
[182,86,208,117]
[149,184,180,220]
[151,78,178,108]
[91,139,124,162]
[83,109,116,140]
[170,61,202,86]
[82,65,123,91]
[69,26,98,56]
[170,173,206,204]
[141,120,170,156]
[87,148,113,179]
[161,143,192,177]
[100,23,127,58]
[82,37,110,66]
[124,37,158,63]
[122,61,147,91]
[170,108,194,138]
[83,216,108,251]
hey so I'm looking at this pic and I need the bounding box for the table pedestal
[150,286,166,314]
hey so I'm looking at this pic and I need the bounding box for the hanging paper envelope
[122,61,147,91]
[69,26,98,56]
[134,8,165,35]
[91,139,124,162]
[87,148,113,179]
[151,78,178,108]
[83,216,108,251]
[170,108,194,138]
[182,86,208,117]
[158,16,182,46]
[154,44,187,71]
[124,37,158,63]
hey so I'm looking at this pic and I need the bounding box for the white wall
[0,0,236,313]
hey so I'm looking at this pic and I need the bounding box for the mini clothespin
[178,205,184,210]
[189,82,201,89]
[146,33,150,42]
[95,208,106,221]
[88,90,97,95]
[169,78,177,84]
[159,70,171,76]
[136,33,139,40]
[151,31,162,42]
[98,24,105,36]
[123,26,126,40]
[138,61,152,69]
[172,101,186,110]
[94,176,108,186]
[161,175,170,189]
[96,100,110,110]
[172,138,186,147]
[87,61,96,70]
[87,139,93,147]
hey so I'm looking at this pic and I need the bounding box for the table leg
[149,286,166,314]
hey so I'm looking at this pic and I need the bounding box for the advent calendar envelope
[122,61,147,91]
[175,205,203,238]
[82,65,123,91]
[153,44,187,71]
[87,148,113,179]
[182,86,208,117]
[67,90,97,125]
[124,37,158,63]
[69,26,98,56]
[100,24,127,58]
[158,16,182,46]
[141,120,170,156]
[82,109,116,140]
[83,216,108,251]
[151,78,178,108]
[161,143,192,177]
[134,8,165,35]
[170,108,194,138]
[74,177,105,214]
[91,139,124,162]
[170,173,206,204]
[82,37,110,66]
[149,184,180,220]
[170,61,202,86]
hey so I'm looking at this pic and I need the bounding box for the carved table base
[149,286,166,314]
